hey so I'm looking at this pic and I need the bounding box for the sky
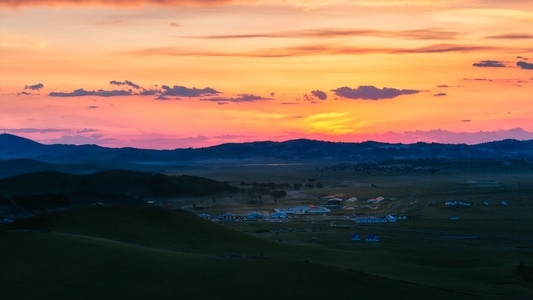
[1,0,532,149]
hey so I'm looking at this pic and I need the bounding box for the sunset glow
[1,0,532,149]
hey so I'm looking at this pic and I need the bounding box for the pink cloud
[0,0,234,8]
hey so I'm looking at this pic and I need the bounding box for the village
[177,195,411,243]
[175,189,513,245]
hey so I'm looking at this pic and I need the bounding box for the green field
[1,205,474,300]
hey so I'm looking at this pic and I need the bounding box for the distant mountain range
[0,133,533,164]
[2,133,532,169]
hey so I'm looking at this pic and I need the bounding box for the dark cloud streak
[25,83,44,90]
[472,60,506,68]
[127,43,509,58]
[517,61,533,70]
[188,28,460,40]
[487,33,533,39]
[110,80,141,89]
[161,85,219,97]
[332,85,419,100]
[8,128,70,133]
[201,94,269,103]
[49,88,133,97]
[1,0,235,8]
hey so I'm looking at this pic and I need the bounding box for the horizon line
[1,132,532,151]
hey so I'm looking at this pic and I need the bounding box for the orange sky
[1,0,532,149]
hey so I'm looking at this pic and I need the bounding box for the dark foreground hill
[0,170,239,218]
[0,205,473,300]
[0,158,109,178]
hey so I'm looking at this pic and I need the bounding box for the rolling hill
[0,158,109,178]
[2,133,532,167]
[0,170,239,218]
[0,205,474,299]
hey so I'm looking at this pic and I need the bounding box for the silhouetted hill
[1,133,532,166]
[0,170,239,216]
[0,133,44,154]
[0,158,109,178]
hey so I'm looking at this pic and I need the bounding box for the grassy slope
[0,170,237,197]
[0,205,474,300]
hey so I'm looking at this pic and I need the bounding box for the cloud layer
[332,85,419,100]
[161,85,219,97]
[49,88,133,97]
[47,81,221,98]
[201,94,269,103]
[43,81,423,103]
[472,60,505,68]
[127,43,513,58]
[192,28,460,40]
[0,0,235,7]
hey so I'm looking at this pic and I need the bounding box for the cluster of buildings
[444,200,471,208]
[445,200,509,208]
[355,215,407,224]
[325,196,391,211]
[198,211,266,221]
[274,205,331,215]
[196,195,407,223]
[197,204,332,222]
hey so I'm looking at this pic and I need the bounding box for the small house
[367,197,385,204]
[326,198,343,209]
[355,217,387,224]
[457,201,471,207]
[306,205,331,214]
[198,213,211,219]
[386,215,397,223]
[445,201,457,207]
[246,212,263,220]
[221,212,236,220]
[270,212,287,219]
[366,235,379,242]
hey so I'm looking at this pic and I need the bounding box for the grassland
[1,161,532,299]
[1,205,472,300]
[168,162,533,299]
